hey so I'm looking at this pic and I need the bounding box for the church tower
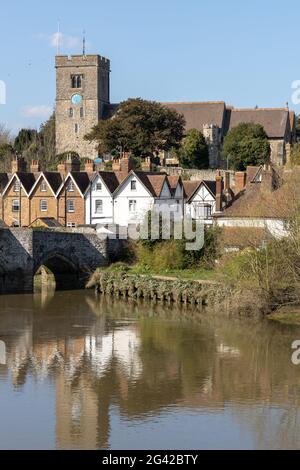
[55,54,110,160]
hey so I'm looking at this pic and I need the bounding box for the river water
[0,289,300,450]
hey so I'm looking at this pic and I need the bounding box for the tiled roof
[203,180,217,196]
[220,227,269,249]
[43,172,63,194]
[228,108,290,138]
[167,176,181,196]
[17,172,38,194]
[31,217,62,227]
[70,172,91,195]
[216,167,291,219]
[134,172,167,197]
[114,171,129,184]
[164,101,226,132]
[183,180,218,201]
[98,171,120,193]
[183,180,201,200]
[246,166,261,184]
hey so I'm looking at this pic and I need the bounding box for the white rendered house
[85,172,119,225]
[184,180,219,225]
[113,171,173,226]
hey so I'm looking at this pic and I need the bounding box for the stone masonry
[0,228,121,293]
[55,55,110,160]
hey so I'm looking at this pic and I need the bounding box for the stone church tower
[55,54,110,160]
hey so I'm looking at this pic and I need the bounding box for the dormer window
[71,75,82,89]
[131,180,137,191]
[68,181,74,192]
[41,181,47,192]
[14,181,20,192]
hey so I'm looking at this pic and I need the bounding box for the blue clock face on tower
[71,94,83,106]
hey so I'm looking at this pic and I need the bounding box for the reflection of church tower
[55,54,110,160]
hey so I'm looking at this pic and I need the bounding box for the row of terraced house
[0,154,290,252]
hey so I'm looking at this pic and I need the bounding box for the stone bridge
[0,228,122,293]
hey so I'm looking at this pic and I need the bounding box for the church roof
[163,101,226,132]
[228,108,290,138]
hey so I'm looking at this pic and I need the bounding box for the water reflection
[1,291,300,449]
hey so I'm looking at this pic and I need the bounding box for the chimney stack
[235,171,246,194]
[224,171,230,191]
[11,156,27,173]
[120,153,135,174]
[65,153,81,173]
[215,171,223,213]
[141,156,152,172]
[57,161,67,175]
[30,160,41,173]
[84,159,95,173]
[112,158,121,172]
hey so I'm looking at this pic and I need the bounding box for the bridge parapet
[0,228,117,293]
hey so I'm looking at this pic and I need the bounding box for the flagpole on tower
[83,29,86,56]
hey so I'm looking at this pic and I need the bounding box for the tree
[291,142,300,166]
[295,114,300,141]
[178,128,209,169]
[223,123,270,171]
[85,98,185,157]
[0,124,15,171]
[13,113,57,170]
[14,129,38,155]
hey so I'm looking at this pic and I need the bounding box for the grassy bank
[268,307,300,325]
[104,262,217,281]
[87,268,228,308]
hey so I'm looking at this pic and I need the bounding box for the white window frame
[67,200,75,213]
[40,200,47,212]
[68,181,74,192]
[13,181,20,192]
[129,199,137,213]
[131,180,137,191]
[67,222,76,228]
[95,199,103,214]
[41,181,47,192]
[12,199,20,212]
[204,204,212,219]
[96,182,102,191]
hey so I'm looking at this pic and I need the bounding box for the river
[0,289,300,450]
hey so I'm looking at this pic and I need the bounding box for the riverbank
[268,306,300,325]
[87,265,278,317]
[87,268,234,310]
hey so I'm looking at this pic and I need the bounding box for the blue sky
[0,0,299,134]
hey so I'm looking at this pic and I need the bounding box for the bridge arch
[34,251,88,291]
